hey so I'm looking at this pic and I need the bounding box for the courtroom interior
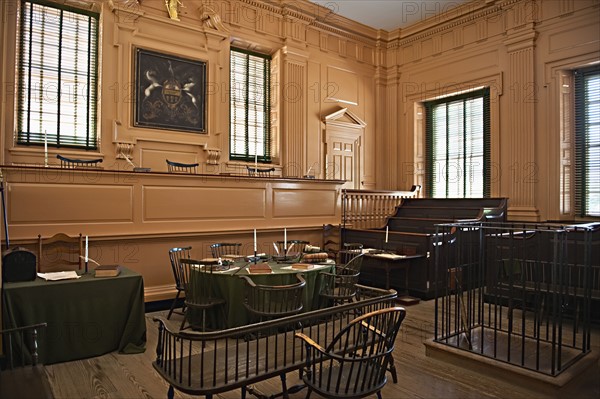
[0,0,599,398]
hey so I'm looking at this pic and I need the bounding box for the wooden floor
[43,299,600,399]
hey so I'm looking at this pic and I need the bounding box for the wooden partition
[0,166,344,302]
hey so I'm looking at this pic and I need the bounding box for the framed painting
[134,48,206,133]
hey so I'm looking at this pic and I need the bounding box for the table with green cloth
[192,260,335,328]
[2,267,146,364]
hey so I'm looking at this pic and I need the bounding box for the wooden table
[2,267,146,364]
[191,260,335,328]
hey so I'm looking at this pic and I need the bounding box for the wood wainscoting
[0,166,344,302]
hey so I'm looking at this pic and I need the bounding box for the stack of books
[301,252,329,263]
[94,265,121,277]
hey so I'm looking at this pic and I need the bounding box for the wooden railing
[342,185,421,229]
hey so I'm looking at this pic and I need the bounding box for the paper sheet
[37,271,81,281]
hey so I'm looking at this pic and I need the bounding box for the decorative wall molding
[116,141,134,161]
[201,145,221,165]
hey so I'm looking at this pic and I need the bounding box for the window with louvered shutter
[574,66,600,217]
[17,0,99,150]
[425,88,490,198]
[230,48,271,162]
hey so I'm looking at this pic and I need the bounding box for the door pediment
[323,108,367,129]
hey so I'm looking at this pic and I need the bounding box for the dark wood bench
[343,198,508,298]
[153,284,398,399]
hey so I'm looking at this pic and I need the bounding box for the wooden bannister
[342,185,421,229]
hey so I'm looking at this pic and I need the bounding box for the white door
[325,131,361,189]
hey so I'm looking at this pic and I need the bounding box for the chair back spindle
[166,160,199,174]
[295,307,407,398]
[210,243,242,259]
[246,166,275,177]
[179,258,227,330]
[167,246,192,319]
[57,154,102,169]
[240,273,306,322]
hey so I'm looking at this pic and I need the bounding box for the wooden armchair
[37,232,83,273]
[319,253,365,306]
[0,322,52,399]
[179,258,227,331]
[322,223,340,260]
[246,166,275,177]
[166,159,199,174]
[295,306,406,399]
[340,242,364,263]
[275,240,310,256]
[56,154,102,168]
[167,246,192,320]
[210,242,242,259]
[240,273,306,322]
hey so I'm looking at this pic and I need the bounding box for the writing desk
[360,252,424,304]
[192,260,334,328]
[2,267,146,364]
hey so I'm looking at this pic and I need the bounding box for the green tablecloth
[2,267,146,364]
[192,261,334,328]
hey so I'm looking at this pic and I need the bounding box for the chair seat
[295,307,406,399]
[303,364,387,399]
[184,296,226,310]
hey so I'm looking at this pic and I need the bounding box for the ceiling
[308,0,469,31]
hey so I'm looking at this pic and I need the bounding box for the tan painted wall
[388,0,600,221]
[0,0,599,301]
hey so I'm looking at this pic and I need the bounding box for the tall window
[574,66,600,217]
[17,0,99,149]
[230,48,271,162]
[425,88,490,198]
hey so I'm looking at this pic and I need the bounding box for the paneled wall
[0,0,598,301]
[387,0,600,221]
[1,166,342,301]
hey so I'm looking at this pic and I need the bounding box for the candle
[44,130,48,167]
[253,229,257,253]
[254,138,258,171]
[284,227,287,248]
[85,235,88,262]
[385,226,389,243]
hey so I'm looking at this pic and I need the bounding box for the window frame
[424,87,491,198]
[229,47,272,163]
[16,0,99,150]
[574,65,600,218]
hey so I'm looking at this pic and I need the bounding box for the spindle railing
[342,185,421,229]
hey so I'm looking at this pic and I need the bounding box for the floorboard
[42,299,599,398]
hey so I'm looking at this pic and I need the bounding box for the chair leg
[280,373,289,399]
[388,354,398,384]
[167,290,181,319]
[167,385,174,399]
[376,391,382,399]
[180,307,188,330]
